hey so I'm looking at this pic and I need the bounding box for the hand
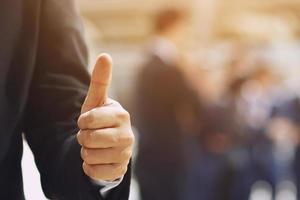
[77,54,134,181]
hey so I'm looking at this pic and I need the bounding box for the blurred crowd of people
[132,7,300,200]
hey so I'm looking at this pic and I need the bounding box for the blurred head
[250,64,278,88]
[154,8,188,45]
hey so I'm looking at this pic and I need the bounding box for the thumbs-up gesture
[77,54,134,181]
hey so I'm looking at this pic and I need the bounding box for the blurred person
[185,105,240,200]
[0,1,134,199]
[221,65,281,200]
[226,65,279,133]
[235,97,300,200]
[268,98,300,199]
[239,66,279,130]
[134,8,203,200]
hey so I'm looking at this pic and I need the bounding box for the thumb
[81,53,112,114]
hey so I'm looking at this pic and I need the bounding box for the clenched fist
[77,54,134,181]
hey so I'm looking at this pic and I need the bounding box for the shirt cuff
[92,177,124,197]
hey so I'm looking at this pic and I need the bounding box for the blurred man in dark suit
[135,8,202,200]
[0,0,134,199]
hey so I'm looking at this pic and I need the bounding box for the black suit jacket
[135,54,202,159]
[0,0,130,199]
[135,54,202,200]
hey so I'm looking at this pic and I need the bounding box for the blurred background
[23,0,300,199]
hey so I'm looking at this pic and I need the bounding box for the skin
[77,54,134,181]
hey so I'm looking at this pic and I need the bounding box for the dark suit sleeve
[23,0,130,199]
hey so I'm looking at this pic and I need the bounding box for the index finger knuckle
[116,110,130,122]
